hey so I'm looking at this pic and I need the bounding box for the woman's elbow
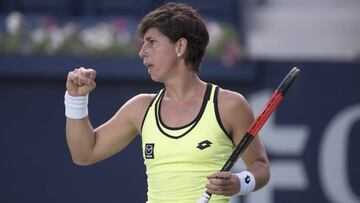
[71,155,95,166]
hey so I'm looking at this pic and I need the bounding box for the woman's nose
[139,44,147,58]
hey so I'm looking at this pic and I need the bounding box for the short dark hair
[138,2,209,72]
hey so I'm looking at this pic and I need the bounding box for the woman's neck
[163,73,206,101]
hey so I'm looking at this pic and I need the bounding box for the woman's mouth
[145,63,153,74]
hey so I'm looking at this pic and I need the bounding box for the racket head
[277,67,300,96]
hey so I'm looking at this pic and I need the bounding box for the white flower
[30,27,47,44]
[207,21,223,48]
[63,23,77,37]
[5,11,24,35]
[79,23,115,50]
[48,26,66,54]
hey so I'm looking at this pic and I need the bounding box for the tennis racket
[196,67,300,203]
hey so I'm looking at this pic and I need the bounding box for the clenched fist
[206,171,240,196]
[66,67,97,96]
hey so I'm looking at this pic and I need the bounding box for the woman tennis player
[64,2,270,202]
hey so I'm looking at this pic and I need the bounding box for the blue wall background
[0,56,359,202]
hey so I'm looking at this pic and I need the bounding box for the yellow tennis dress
[141,83,234,203]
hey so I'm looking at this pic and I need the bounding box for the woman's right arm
[65,67,154,166]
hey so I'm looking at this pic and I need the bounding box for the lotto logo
[245,175,251,184]
[197,140,212,150]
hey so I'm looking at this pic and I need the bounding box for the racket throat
[221,133,254,172]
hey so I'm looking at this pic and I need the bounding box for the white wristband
[64,91,89,119]
[235,171,256,196]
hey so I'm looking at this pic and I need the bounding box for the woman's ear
[176,37,187,57]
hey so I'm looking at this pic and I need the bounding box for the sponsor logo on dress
[145,143,155,159]
[197,140,212,150]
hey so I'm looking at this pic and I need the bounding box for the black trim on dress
[140,93,159,134]
[214,86,233,141]
[155,83,212,139]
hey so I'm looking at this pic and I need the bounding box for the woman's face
[139,28,179,82]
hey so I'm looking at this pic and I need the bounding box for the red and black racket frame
[204,67,300,199]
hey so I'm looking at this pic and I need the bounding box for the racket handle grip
[196,192,211,203]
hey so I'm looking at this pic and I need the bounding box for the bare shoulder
[217,88,254,137]
[218,88,252,115]
[123,93,157,116]
[128,93,157,107]
[113,93,157,131]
